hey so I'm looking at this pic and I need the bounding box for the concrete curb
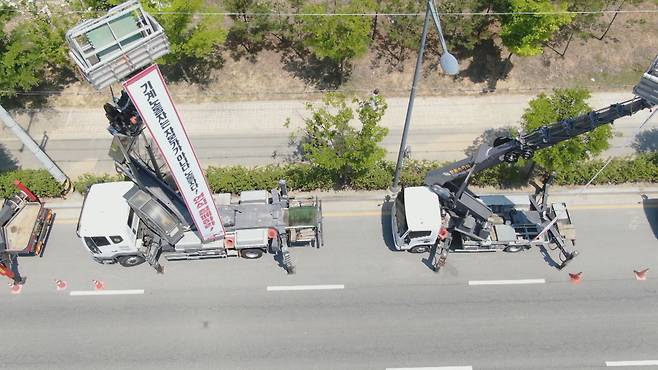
[44,185,658,209]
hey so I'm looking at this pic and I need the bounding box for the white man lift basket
[66,0,170,90]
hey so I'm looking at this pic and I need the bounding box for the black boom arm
[425,97,652,193]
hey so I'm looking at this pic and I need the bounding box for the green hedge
[2,153,656,199]
[73,173,125,195]
[0,169,65,198]
[203,154,658,192]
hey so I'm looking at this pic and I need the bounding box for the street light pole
[390,0,458,193]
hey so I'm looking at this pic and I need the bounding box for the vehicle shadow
[642,195,658,240]
[380,195,397,252]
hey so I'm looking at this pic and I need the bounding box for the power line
[0,84,639,97]
[5,8,658,17]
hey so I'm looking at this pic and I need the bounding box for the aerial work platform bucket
[65,0,170,89]
[634,55,658,106]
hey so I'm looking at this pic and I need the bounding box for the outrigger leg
[531,173,578,270]
[141,235,164,274]
[547,225,578,270]
[429,234,451,272]
[271,232,295,274]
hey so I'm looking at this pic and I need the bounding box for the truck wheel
[241,249,263,259]
[409,245,430,254]
[504,245,524,253]
[118,255,146,267]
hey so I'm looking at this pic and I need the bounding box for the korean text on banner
[123,64,224,241]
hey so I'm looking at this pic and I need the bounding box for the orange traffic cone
[55,279,68,291]
[9,282,22,294]
[569,272,583,284]
[634,268,649,281]
[92,279,105,291]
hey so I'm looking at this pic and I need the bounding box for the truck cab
[77,181,144,266]
[390,187,442,254]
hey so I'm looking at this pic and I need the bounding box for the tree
[0,7,72,100]
[290,92,388,185]
[224,0,277,58]
[148,0,227,73]
[436,0,493,55]
[499,0,574,56]
[377,0,425,64]
[521,88,612,173]
[301,0,376,78]
[375,0,492,68]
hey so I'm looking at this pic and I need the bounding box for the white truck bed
[3,203,41,252]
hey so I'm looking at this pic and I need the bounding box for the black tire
[504,245,525,253]
[118,255,146,267]
[241,248,263,259]
[409,245,430,254]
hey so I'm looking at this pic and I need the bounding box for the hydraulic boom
[415,57,658,271]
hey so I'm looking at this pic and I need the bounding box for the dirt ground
[49,11,658,107]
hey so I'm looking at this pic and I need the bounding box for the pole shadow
[380,195,397,251]
[642,194,658,240]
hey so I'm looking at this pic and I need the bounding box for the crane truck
[392,55,658,271]
[0,181,54,284]
[67,0,322,275]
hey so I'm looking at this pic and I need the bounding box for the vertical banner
[123,64,224,241]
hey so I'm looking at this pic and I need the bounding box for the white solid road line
[606,360,658,367]
[386,367,472,370]
[468,279,546,286]
[69,289,145,296]
[266,284,344,291]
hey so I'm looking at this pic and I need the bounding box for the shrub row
[1,153,656,198]
[0,169,65,198]
[73,173,125,195]
[206,154,658,193]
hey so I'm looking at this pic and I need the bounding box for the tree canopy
[499,0,574,56]
[225,0,278,57]
[302,0,376,73]
[0,6,71,100]
[145,0,227,66]
[291,92,388,185]
[521,88,612,173]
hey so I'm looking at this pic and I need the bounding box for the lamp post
[390,0,459,193]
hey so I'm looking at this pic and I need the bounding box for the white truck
[77,179,322,273]
[391,60,658,270]
[391,184,574,256]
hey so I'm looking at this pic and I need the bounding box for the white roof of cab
[78,181,134,237]
[404,186,441,231]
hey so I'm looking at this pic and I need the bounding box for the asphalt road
[3,193,658,369]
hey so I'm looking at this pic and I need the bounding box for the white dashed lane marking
[69,289,145,296]
[386,366,473,370]
[605,360,658,367]
[267,284,344,291]
[468,279,546,286]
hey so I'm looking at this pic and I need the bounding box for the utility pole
[0,105,70,189]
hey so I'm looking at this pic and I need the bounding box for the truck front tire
[118,255,146,267]
[241,249,263,259]
[504,245,525,253]
[409,245,430,254]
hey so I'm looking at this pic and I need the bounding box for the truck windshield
[395,192,408,236]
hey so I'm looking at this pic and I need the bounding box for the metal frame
[66,0,170,89]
